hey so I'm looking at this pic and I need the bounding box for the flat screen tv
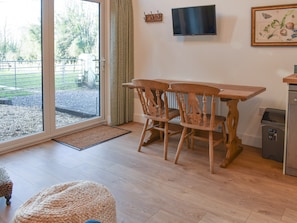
[172,5,217,36]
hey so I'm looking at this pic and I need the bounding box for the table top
[123,79,266,101]
[283,73,297,84]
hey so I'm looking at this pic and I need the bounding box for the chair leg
[174,127,187,164]
[221,122,227,144]
[138,119,149,152]
[209,131,214,174]
[159,121,164,141]
[190,129,195,149]
[5,195,11,205]
[163,122,170,160]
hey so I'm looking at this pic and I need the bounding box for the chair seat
[145,108,180,122]
[168,108,180,119]
[181,115,226,131]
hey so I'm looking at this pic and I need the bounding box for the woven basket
[12,181,116,223]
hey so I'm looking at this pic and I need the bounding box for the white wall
[132,0,297,147]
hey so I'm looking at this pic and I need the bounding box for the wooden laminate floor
[0,122,297,223]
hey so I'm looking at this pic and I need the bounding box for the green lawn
[0,71,81,98]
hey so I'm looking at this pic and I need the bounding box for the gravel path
[11,89,100,116]
[1,89,99,142]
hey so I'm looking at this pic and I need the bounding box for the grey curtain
[110,0,134,126]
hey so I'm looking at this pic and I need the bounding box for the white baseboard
[133,113,144,124]
[241,133,261,148]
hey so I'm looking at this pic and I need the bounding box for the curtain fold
[110,0,134,126]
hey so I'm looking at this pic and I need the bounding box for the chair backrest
[132,79,170,120]
[171,83,221,129]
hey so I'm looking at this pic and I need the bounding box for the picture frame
[251,4,297,46]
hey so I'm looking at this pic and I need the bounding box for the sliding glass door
[0,0,106,151]
[0,0,43,142]
[54,0,103,129]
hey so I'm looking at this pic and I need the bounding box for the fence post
[14,61,17,89]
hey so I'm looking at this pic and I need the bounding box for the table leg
[142,121,162,145]
[220,99,243,168]
[142,122,182,145]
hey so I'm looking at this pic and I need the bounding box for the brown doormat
[53,125,131,151]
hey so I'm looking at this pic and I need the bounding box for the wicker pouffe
[0,167,13,205]
[12,181,116,223]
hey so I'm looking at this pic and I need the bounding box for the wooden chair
[171,83,226,173]
[132,79,181,160]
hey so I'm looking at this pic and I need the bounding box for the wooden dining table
[123,79,266,168]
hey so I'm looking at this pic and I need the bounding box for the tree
[0,0,98,62]
[0,23,20,61]
[55,1,98,61]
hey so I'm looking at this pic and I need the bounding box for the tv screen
[172,5,217,36]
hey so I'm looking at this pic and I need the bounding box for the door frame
[0,0,109,154]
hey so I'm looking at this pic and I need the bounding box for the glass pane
[54,0,100,128]
[0,0,43,142]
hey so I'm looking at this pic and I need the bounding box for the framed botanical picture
[251,4,297,46]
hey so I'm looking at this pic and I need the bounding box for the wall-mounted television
[172,5,217,36]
